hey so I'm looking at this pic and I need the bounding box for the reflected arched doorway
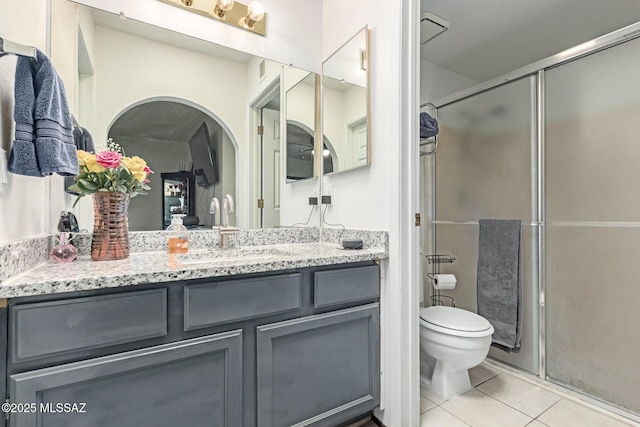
[108,98,237,230]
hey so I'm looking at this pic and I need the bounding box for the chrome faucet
[209,197,220,228]
[219,194,238,249]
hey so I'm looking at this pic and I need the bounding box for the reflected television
[188,122,219,188]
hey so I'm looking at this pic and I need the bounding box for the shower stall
[424,23,640,418]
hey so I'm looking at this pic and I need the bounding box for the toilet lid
[420,306,493,334]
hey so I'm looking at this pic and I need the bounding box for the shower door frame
[427,20,640,382]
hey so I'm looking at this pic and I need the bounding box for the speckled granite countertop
[0,242,388,298]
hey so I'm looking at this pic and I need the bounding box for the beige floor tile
[476,372,561,417]
[538,399,634,427]
[469,363,501,386]
[421,386,445,405]
[421,395,437,413]
[441,389,532,427]
[526,421,549,427]
[420,407,470,427]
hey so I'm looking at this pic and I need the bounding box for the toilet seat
[420,306,494,338]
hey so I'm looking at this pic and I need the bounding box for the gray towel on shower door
[477,219,522,353]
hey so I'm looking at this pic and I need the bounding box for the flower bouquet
[68,140,153,261]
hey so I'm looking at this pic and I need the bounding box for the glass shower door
[433,76,540,374]
[545,37,640,415]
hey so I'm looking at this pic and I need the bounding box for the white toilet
[419,305,494,399]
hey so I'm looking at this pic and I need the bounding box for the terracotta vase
[91,192,130,261]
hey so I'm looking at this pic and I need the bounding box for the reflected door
[349,119,368,167]
[261,107,281,228]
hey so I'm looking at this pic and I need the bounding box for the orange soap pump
[167,214,189,254]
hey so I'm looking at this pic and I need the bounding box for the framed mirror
[50,2,320,231]
[322,26,370,175]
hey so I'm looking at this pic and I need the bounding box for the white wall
[420,58,477,104]
[323,1,418,426]
[320,12,398,232]
[286,79,315,136]
[0,0,55,242]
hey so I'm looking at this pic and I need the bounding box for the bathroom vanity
[0,237,386,427]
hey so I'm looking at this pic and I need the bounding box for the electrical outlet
[321,195,332,205]
[308,197,318,205]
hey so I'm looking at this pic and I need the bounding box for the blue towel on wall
[9,49,78,177]
[65,126,95,194]
[420,111,439,139]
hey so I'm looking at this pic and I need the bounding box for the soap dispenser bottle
[50,232,78,263]
[167,214,189,254]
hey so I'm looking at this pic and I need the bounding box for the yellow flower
[85,157,106,173]
[77,150,95,167]
[122,156,147,182]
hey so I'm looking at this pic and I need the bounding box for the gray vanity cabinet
[256,303,380,427]
[8,331,243,427]
[3,262,380,427]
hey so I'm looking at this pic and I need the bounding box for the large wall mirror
[322,26,370,175]
[50,2,319,231]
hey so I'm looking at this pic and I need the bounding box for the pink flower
[143,165,154,174]
[95,151,122,168]
[144,179,151,184]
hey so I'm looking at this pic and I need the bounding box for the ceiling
[109,101,218,142]
[420,0,640,82]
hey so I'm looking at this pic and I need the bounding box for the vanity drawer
[184,273,303,331]
[314,265,379,309]
[10,289,167,363]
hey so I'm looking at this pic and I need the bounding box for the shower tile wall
[433,76,538,374]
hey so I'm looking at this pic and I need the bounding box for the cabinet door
[257,303,379,427]
[9,331,242,427]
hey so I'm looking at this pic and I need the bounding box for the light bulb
[323,149,330,157]
[218,0,234,11]
[247,1,265,20]
[243,1,265,28]
[214,0,235,18]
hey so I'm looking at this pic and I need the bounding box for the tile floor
[420,362,640,427]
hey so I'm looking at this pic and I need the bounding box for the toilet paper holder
[426,254,456,307]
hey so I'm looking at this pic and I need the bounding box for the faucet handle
[209,197,220,228]
[224,194,234,213]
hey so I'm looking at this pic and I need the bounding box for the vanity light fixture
[159,0,267,36]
